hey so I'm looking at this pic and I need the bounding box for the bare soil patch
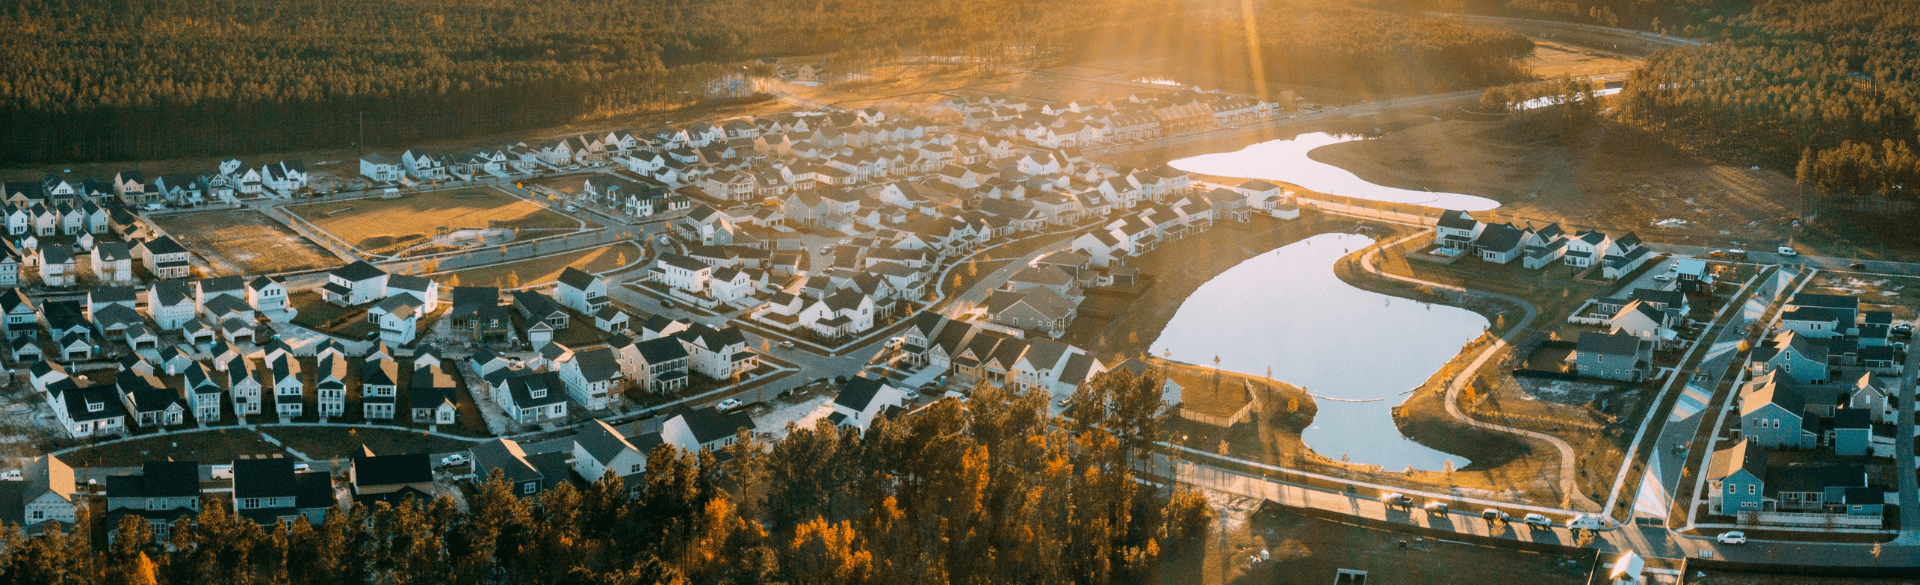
[289,188,579,257]
[1310,116,1803,247]
[153,209,340,275]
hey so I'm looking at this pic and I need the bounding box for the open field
[1312,116,1803,248]
[59,429,288,467]
[152,209,340,275]
[1802,272,1920,322]
[1160,495,1594,585]
[1521,39,1643,78]
[432,242,641,288]
[288,188,581,257]
[1442,14,1694,60]
[777,63,1009,112]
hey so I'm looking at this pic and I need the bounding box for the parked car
[210,465,233,480]
[1653,274,1674,282]
[1565,514,1605,530]
[1707,250,1727,259]
[293,463,310,472]
[1716,531,1747,545]
[1523,513,1552,529]
[901,390,920,401]
[1380,493,1413,508]
[439,453,469,467]
[717,398,744,412]
[661,299,676,308]
[1777,246,1799,257]
[1893,323,1913,336]
[1851,261,1868,269]
[1422,501,1449,514]
[779,341,796,349]
[1481,508,1509,522]
[1727,248,1747,259]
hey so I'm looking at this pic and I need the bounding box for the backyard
[263,426,476,462]
[152,209,340,275]
[287,187,583,257]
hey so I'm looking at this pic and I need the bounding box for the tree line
[1082,0,1537,97]
[0,0,1542,164]
[0,369,1218,585]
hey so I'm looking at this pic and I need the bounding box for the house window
[523,483,537,495]
[32,510,42,520]
[1728,485,1735,494]
[1748,485,1756,495]
[630,464,643,474]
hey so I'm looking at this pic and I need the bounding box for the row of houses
[1704,291,1904,525]
[2,160,310,212]
[1435,210,1655,279]
[29,337,461,438]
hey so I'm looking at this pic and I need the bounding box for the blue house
[1737,372,1817,449]
[1708,438,1768,514]
[1831,408,1873,456]
[1751,331,1830,386]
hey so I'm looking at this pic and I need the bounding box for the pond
[1168,132,1502,211]
[1150,232,1486,471]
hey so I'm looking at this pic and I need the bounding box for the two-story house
[555,267,609,316]
[247,276,288,313]
[1708,438,1768,515]
[362,356,399,420]
[570,419,648,486]
[408,364,460,425]
[830,376,904,433]
[105,460,201,540]
[557,347,623,411]
[322,261,388,306]
[135,236,193,279]
[1737,372,1817,449]
[349,449,434,507]
[89,242,132,284]
[146,280,196,330]
[232,458,334,526]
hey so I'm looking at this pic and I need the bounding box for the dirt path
[1358,228,1603,514]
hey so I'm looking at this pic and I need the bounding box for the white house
[247,276,288,313]
[570,419,647,485]
[322,261,388,306]
[830,376,904,433]
[558,347,623,411]
[367,295,424,345]
[651,253,712,294]
[555,267,609,315]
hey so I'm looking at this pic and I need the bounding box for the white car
[901,390,920,401]
[779,341,796,349]
[838,238,851,245]
[440,453,470,467]
[1523,513,1552,529]
[210,465,234,480]
[1653,274,1674,282]
[1565,514,1605,530]
[718,398,744,411]
[293,463,310,472]
[1422,501,1449,514]
[1777,246,1799,256]
[1716,531,1747,544]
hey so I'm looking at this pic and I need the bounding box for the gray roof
[574,347,621,382]
[557,267,597,291]
[574,419,638,466]
[1575,331,1640,358]
[834,376,892,411]
[470,438,543,486]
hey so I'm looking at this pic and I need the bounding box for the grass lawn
[1161,498,1595,585]
[263,426,476,462]
[1802,272,1920,322]
[433,242,640,288]
[288,187,581,256]
[60,429,288,467]
[153,209,340,275]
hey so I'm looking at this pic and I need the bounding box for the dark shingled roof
[352,451,432,487]
[234,458,298,499]
[1576,331,1640,358]
[331,260,387,282]
[834,376,892,411]
[557,267,597,291]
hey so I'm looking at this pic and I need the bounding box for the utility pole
[358,111,365,154]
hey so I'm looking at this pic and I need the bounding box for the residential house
[248,276,288,313]
[470,438,551,497]
[571,419,648,486]
[90,242,132,284]
[1708,438,1767,514]
[830,376,904,433]
[362,357,399,420]
[659,406,755,452]
[232,458,334,526]
[135,236,193,279]
[104,460,201,540]
[1574,331,1650,382]
[349,449,434,506]
[1737,372,1817,449]
[322,261,389,306]
[11,456,78,529]
[558,347,623,411]
[408,365,460,425]
[493,370,569,423]
[555,267,609,315]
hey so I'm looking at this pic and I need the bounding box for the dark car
[1851,261,1867,270]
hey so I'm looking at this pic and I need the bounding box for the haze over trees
[0,370,1216,585]
[0,0,1537,163]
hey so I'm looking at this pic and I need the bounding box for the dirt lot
[288,187,582,257]
[1161,494,1595,585]
[432,242,640,288]
[1522,39,1644,78]
[1311,116,1803,248]
[264,426,475,462]
[153,209,341,275]
[1801,273,1920,322]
